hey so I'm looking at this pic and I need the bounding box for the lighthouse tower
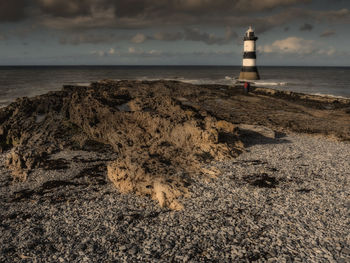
[239,26,260,80]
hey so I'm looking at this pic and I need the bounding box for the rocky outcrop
[65,81,243,209]
[0,80,243,208]
[1,79,349,208]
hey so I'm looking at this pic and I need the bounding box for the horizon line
[0,65,349,67]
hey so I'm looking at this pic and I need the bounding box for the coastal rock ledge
[0,80,244,209]
[1,79,349,209]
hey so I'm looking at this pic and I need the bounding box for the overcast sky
[0,0,349,66]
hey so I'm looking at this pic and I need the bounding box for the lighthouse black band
[244,36,258,41]
[241,66,258,72]
[243,52,256,59]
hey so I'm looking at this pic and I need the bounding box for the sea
[0,66,349,108]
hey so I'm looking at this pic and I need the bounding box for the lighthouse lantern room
[239,26,260,80]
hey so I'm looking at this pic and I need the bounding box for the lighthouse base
[239,71,260,81]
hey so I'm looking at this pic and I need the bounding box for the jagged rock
[0,80,243,208]
[5,147,47,181]
[66,81,243,208]
[1,79,349,208]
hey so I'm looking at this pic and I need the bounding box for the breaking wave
[254,81,288,86]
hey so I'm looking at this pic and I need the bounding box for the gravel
[0,132,349,262]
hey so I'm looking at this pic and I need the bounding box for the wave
[0,99,11,108]
[66,82,91,86]
[253,81,288,86]
[311,93,350,99]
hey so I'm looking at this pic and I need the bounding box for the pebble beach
[1,131,349,262]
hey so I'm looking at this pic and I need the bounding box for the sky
[0,0,349,66]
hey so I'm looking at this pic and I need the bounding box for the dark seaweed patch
[244,173,279,188]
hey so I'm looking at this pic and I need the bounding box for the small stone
[341,248,350,255]
[119,245,127,251]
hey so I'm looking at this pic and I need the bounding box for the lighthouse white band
[239,26,260,80]
[243,40,256,52]
[243,58,256,67]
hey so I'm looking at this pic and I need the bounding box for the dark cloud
[153,32,184,41]
[299,23,314,31]
[59,27,237,46]
[320,30,336,37]
[234,0,311,12]
[1,0,350,45]
[0,0,311,24]
[183,27,237,45]
[153,27,238,45]
[149,27,237,45]
[0,0,28,22]
[109,0,312,22]
[59,33,126,45]
[37,0,93,18]
[317,8,350,22]
[113,0,149,18]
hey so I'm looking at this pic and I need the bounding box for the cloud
[259,36,338,56]
[183,27,237,45]
[90,50,107,57]
[58,26,236,46]
[192,50,235,57]
[234,0,311,12]
[111,0,303,19]
[150,27,237,45]
[130,33,147,44]
[317,47,336,56]
[259,37,315,54]
[125,47,236,58]
[59,33,125,45]
[90,47,119,57]
[128,47,163,56]
[108,48,116,55]
[37,0,93,17]
[316,8,350,22]
[1,0,350,45]
[0,0,317,29]
[128,47,138,54]
[299,23,313,31]
[0,0,28,22]
[153,32,184,41]
[320,30,336,37]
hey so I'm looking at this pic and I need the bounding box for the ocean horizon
[1,65,350,108]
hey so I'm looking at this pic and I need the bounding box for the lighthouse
[239,26,260,80]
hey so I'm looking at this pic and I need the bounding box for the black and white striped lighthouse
[239,26,260,80]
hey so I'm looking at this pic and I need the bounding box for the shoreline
[251,86,350,105]
[1,79,350,110]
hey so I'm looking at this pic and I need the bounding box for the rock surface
[0,80,244,208]
[1,80,349,207]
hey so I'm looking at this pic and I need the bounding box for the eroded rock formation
[0,80,243,208]
[2,79,349,208]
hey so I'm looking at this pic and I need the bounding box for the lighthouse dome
[244,26,257,41]
[246,26,254,34]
